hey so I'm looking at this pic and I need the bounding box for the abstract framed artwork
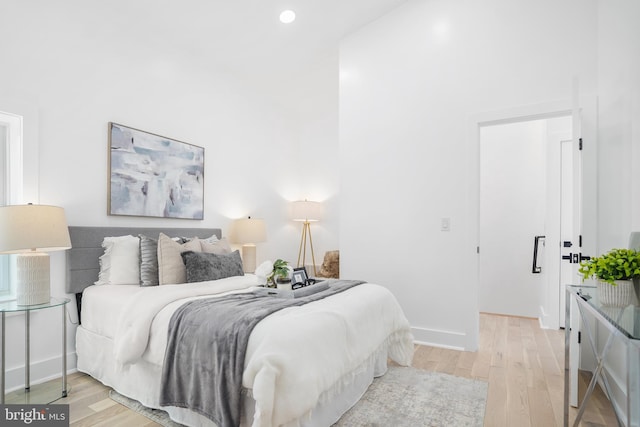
[108,122,204,219]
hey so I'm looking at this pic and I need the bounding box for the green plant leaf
[578,248,640,282]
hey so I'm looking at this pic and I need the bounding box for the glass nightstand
[564,285,640,427]
[0,297,70,404]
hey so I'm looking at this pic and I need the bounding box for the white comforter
[110,276,414,427]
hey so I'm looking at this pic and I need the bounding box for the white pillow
[200,237,232,254]
[180,234,218,244]
[157,233,202,285]
[200,234,220,244]
[95,235,140,285]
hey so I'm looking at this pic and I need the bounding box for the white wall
[0,3,339,390]
[597,0,640,250]
[339,0,598,350]
[592,1,640,422]
[274,55,341,270]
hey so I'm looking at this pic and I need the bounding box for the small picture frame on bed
[291,267,308,289]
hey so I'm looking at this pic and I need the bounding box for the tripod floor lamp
[291,200,322,277]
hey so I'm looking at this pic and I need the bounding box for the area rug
[334,367,487,427]
[109,366,488,427]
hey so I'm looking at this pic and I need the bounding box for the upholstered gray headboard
[66,226,222,294]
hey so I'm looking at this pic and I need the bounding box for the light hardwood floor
[48,312,616,426]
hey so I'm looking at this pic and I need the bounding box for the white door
[541,118,574,330]
[559,138,578,326]
[568,96,598,407]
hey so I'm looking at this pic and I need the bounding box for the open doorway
[478,114,574,326]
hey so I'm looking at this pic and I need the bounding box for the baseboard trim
[5,351,77,393]
[479,311,537,320]
[538,305,550,329]
[411,326,466,351]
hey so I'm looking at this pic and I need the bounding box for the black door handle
[561,252,591,264]
[532,235,545,273]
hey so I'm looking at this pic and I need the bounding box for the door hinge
[579,235,582,247]
[578,331,581,344]
[579,138,583,150]
[477,246,480,254]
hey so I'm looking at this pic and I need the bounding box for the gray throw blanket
[159,279,364,427]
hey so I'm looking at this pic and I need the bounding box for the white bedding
[77,275,414,427]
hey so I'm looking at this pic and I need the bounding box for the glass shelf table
[564,285,640,427]
[0,297,70,404]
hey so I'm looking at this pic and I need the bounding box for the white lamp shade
[234,218,267,244]
[291,200,322,222]
[0,204,72,254]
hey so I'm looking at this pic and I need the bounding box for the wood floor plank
[69,400,132,427]
[523,347,548,391]
[527,384,557,427]
[453,366,474,379]
[544,372,567,427]
[435,348,461,375]
[456,350,477,371]
[491,316,509,368]
[507,322,524,365]
[88,397,118,412]
[485,366,508,427]
[470,350,491,380]
[520,317,538,351]
[506,360,531,427]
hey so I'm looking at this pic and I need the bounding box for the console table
[0,297,69,404]
[565,285,640,427]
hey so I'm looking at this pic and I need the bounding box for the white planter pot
[597,280,639,307]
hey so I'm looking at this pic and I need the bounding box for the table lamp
[291,200,322,276]
[0,204,72,305]
[234,217,266,273]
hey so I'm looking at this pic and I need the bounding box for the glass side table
[564,285,640,427]
[0,297,70,404]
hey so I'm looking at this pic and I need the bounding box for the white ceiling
[83,0,408,88]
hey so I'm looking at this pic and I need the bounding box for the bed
[67,226,414,427]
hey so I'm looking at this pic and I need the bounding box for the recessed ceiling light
[279,10,296,24]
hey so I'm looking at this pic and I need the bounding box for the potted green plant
[579,248,640,306]
[255,259,292,288]
[271,259,291,286]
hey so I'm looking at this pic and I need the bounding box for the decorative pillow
[202,234,220,243]
[200,237,232,254]
[138,234,160,287]
[139,234,187,286]
[95,235,140,285]
[181,250,244,283]
[182,234,219,245]
[157,233,201,285]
